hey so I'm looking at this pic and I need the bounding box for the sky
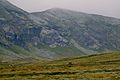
[8,0,120,18]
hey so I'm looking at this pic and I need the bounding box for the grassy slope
[0,52,120,80]
[0,45,34,62]
[37,44,85,57]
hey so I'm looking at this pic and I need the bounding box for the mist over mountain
[8,0,120,18]
[0,0,120,61]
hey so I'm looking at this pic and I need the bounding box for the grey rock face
[0,0,68,60]
[32,8,120,52]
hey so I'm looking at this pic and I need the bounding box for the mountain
[32,8,120,53]
[0,0,62,61]
[0,0,82,61]
[0,0,120,61]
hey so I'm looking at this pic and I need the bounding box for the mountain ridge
[0,0,120,61]
[32,8,120,51]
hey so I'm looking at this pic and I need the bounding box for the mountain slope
[32,8,120,53]
[0,0,61,61]
[0,0,84,61]
[0,0,120,61]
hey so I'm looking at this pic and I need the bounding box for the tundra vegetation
[0,52,120,80]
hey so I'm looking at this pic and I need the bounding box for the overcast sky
[8,0,120,18]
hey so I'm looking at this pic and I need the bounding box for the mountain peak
[40,8,89,17]
[0,0,27,13]
[46,8,77,12]
[48,8,68,11]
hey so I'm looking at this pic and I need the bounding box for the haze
[8,0,120,18]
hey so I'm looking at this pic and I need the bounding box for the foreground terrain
[0,52,120,80]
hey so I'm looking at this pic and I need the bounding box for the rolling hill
[0,52,120,80]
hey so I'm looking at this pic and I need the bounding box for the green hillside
[0,52,120,80]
